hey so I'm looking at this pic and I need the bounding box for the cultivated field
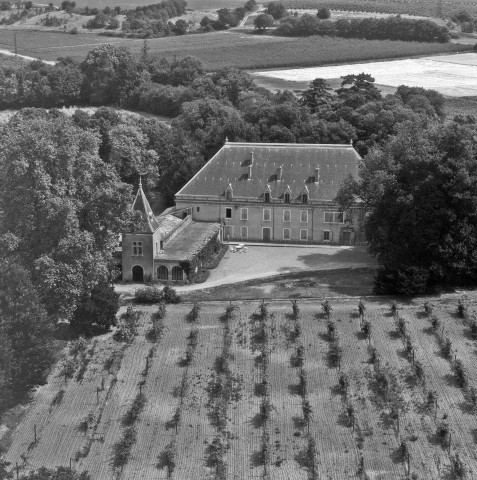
[253,52,477,97]
[0,28,470,69]
[285,0,477,17]
[4,295,477,479]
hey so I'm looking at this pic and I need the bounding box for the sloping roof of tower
[132,181,161,233]
[176,142,361,202]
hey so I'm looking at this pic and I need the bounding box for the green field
[285,0,477,17]
[56,0,245,9]
[0,28,471,70]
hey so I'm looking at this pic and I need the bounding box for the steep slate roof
[176,142,361,202]
[132,182,161,233]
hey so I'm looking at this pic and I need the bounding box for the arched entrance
[171,266,183,281]
[132,265,144,282]
[157,265,168,280]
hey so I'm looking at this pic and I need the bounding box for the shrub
[113,426,137,469]
[398,441,408,461]
[449,453,466,478]
[358,299,366,317]
[426,390,437,410]
[436,421,450,446]
[51,389,65,406]
[321,299,332,318]
[122,392,146,427]
[186,302,201,323]
[457,298,467,318]
[328,340,343,368]
[338,373,350,395]
[135,286,162,304]
[452,359,467,388]
[431,316,441,331]
[157,439,176,478]
[162,285,181,304]
[423,302,433,316]
[396,316,406,336]
[441,337,453,359]
[361,320,371,340]
[327,319,336,341]
[317,6,330,19]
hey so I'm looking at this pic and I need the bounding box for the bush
[162,285,181,304]
[317,7,330,19]
[452,359,467,388]
[374,266,431,295]
[135,286,162,304]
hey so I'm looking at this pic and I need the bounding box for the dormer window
[225,191,232,200]
[284,192,290,203]
[264,192,271,203]
[302,193,308,204]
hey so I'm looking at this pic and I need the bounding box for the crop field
[254,52,477,97]
[0,28,471,69]
[4,295,477,479]
[286,0,477,17]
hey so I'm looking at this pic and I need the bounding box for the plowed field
[4,296,477,479]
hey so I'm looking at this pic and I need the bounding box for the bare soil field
[3,295,477,479]
[253,52,477,97]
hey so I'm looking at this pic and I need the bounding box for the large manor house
[122,141,365,282]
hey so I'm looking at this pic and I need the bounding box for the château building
[175,141,365,245]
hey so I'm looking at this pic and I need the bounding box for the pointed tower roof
[132,178,160,233]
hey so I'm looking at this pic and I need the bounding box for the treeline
[121,0,187,36]
[276,14,450,42]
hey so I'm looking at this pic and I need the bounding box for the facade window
[300,210,308,223]
[224,225,233,239]
[302,193,308,204]
[132,241,143,256]
[264,192,271,203]
[283,228,291,240]
[263,209,271,221]
[196,206,200,212]
[241,208,248,220]
[284,192,290,203]
[300,229,308,241]
[241,226,248,238]
[225,208,232,219]
[324,211,344,223]
[323,230,331,241]
[283,209,291,222]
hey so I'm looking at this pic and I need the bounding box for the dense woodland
[0,43,477,427]
[275,15,451,42]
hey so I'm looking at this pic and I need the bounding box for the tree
[15,467,90,479]
[173,18,187,35]
[336,73,382,108]
[216,8,239,28]
[71,281,119,334]
[299,78,332,112]
[345,121,477,293]
[0,111,137,318]
[81,44,141,105]
[266,1,286,19]
[317,7,330,19]
[254,13,274,31]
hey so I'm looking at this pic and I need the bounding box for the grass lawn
[182,267,376,302]
[0,28,471,68]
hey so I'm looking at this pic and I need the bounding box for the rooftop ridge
[224,142,355,148]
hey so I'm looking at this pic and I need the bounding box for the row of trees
[276,14,450,42]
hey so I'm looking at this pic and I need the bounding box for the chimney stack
[315,166,320,184]
[277,165,282,182]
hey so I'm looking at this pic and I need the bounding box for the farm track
[78,311,151,479]
[174,313,222,479]
[119,307,189,480]
[228,307,261,480]
[268,309,306,479]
